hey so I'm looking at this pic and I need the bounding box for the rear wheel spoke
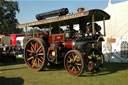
[34,42,38,50]
[40,56,44,61]
[36,46,42,53]
[37,58,40,67]
[37,53,44,56]
[38,58,43,63]
[27,56,34,61]
[31,46,34,52]
[29,53,32,56]
[32,59,36,67]
[27,50,33,53]
[30,42,35,51]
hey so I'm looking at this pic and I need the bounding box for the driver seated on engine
[86,23,102,39]
[86,23,101,34]
[51,26,64,34]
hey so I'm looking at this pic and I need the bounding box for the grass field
[0,58,128,85]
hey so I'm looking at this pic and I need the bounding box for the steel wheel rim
[65,51,84,76]
[25,39,45,70]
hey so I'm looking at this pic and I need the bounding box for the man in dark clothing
[51,26,64,34]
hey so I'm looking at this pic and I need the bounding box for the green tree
[0,0,23,35]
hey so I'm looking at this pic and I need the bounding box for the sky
[15,0,128,24]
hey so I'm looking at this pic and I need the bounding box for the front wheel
[64,50,85,76]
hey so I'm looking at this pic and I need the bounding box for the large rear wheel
[24,38,47,71]
[64,50,85,76]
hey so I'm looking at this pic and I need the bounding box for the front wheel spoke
[68,60,72,63]
[77,66,80,71]
[71,54,75,59]
[71,66,76,72]
[75,63,82,66]
[74,67,77,72]
[71,66,74,71]
[74,55,78,61]
[75,55,81,62]
[69,56,73,62]
[27,56,34,61]
[68,64,72,68]
[76,58,80,62]
[71,53,75,57]
[68,58,73,63]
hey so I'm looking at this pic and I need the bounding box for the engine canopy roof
[16,9,110,29]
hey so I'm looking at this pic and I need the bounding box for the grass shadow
[0,57,25,66]
[43,62,65,71]
[45,62,128,77]
[0,77,24,85]
[81,62,128,77]
[0,67,27,72]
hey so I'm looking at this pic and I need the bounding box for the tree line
[0,0,23,35]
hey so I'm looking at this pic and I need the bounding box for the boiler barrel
[36,8,69,20]
[64,40,96,51]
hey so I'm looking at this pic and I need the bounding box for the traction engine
[16,8,110,76]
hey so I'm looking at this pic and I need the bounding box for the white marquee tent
[104,0,128,37]
[101,0,128,63]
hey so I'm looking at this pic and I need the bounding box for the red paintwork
[54,34,64,42]
[9,34,25,46]
[48,34,64,43]
[36,34,42,38]
[48,35,53,43]
[64,40,74,48]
